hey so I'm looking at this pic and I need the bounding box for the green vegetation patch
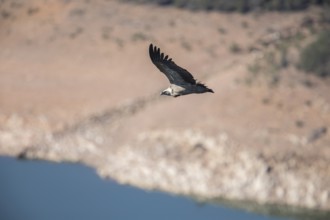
[299,30,330,77]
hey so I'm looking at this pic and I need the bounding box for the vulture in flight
[149,44,214,97]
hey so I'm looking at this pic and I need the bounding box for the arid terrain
[0,0,329,215]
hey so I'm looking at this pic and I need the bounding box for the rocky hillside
[0,0,329,216]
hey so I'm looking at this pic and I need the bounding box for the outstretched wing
[149,44,197,85]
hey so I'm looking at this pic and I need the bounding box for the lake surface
[0,156,292,220]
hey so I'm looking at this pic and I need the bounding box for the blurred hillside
[124,0,330,12]
[0,0,330,213]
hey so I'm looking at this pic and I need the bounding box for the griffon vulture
[149,44,214,97]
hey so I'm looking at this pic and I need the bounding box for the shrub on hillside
[299,31,330,77]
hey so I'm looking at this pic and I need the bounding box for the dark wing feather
[149,44,197,85]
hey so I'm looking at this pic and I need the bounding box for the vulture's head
[160,87,172,96]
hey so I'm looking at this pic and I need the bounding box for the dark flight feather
[149,44,198,85]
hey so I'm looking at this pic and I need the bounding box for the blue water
[0,156,290,220]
